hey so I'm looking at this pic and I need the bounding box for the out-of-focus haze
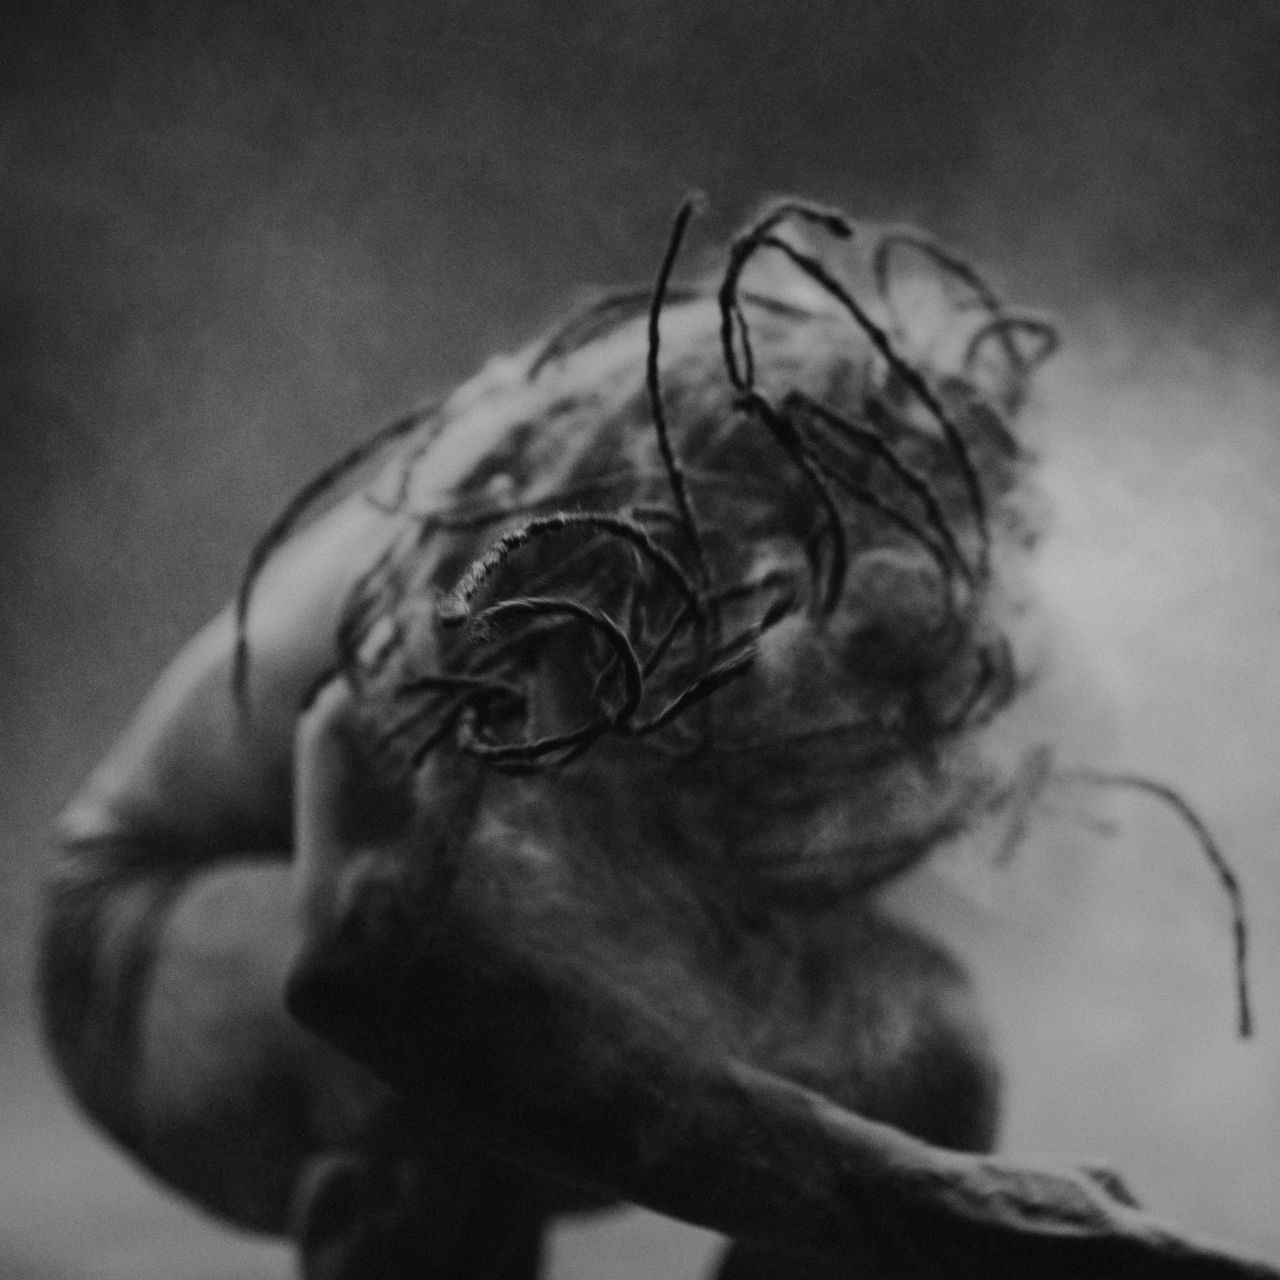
[4,2,1279,1275]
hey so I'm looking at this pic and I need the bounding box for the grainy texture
[8,5,1280,1278]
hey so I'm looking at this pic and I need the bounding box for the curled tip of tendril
[872,226,1061,414]
[717,200,855,395]
[1057,768,1254,1040]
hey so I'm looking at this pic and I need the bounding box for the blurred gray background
[4,2,1280,1275]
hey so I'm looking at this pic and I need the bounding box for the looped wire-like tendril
[646,194,711,598]
[234,398,445,705]
[437,510,703,628]
[734,388,848,613]
[1054,769,1253,1039]
[783,389,970,588]
[872,226,1062,417]
[753,232,991,580]
[717,200,854,393]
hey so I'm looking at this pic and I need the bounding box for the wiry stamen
[1055,769,1253,1039]
[627,592,793,739]
[873,227,1008,336]
[640,601,699,679]
[468,597,644,726]
[438,511,702,627]
[647,195,710,590]
[784,389,971,585]
[755,232,991,578]
[873,227,1062,414]
[964,312,1060,384]
[803,462,958,618]
[737,389,848,613]
[234,399,443,705]
[717,200,854,392]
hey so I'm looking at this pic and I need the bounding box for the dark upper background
[3,2,1280,1276]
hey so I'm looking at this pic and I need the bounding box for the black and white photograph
[4,4,1280,1277]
